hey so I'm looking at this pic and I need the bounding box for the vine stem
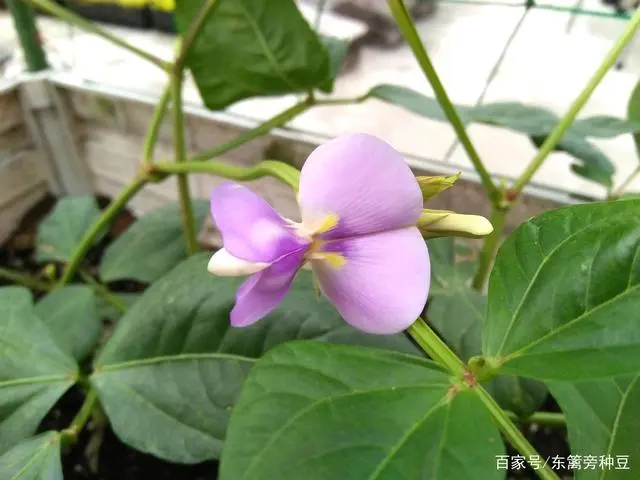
[141,84,172,167]
[170,63,199,255]
[610,164,640,199]
[512,6,640,195]
[387,0,499,204]
[472,207,507,291]
[509,411,566,428]
[191,99,311,162]
[154,159,301,190]
[407,318,560,480]
[26,0,170,71]
[61,388,98,444]
[0,267,52,291]
[59,177,147,285]
[78,271,128,314]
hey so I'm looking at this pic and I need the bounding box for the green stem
[191,99,312,162]
[512,7,640,195]
[78,271,128,314]
[171,64,198,255]
[610,164,640,199]
[387,0,499,204]
[59,176,148,285]
[142,85,172,167]
[26,0,170,71]
[472,207,507,291]
[61,388,98,444]
[173,0,221,72]
[0,267,52,291]
[7,0,48,71]
[508,411,566,428]
[407,317,466,375]
[407,318,559,480]
[154,159,300,190]
[476,388,560,480]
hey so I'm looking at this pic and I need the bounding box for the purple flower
[207,133,430,334]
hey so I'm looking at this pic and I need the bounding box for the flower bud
[416,172,461,201]
[418,209,493,239]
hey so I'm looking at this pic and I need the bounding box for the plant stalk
[191,99,312,162]
[142,84,173,167]
[78,270,128,314]
[62,388,98,444]
[59,176,148,285]
[387,0,499,203]
[512,6,640,195]
[7,0,48,71]
[508,411,566,428]
[26,0,170,71]
[472,206,507,291]
[171,65,199,255]
[610,164,640,199]
[173,0,221,72]
[407,318,559,480]
[154,159,301,190]
[0,267,52,291]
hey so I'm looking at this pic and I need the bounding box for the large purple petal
[230,247,306,327]
[210,183,308,263]
[312,227,429,334]
[298,133,423,239]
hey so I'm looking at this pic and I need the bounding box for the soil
[2,196,571,479]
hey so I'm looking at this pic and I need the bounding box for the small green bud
[42,264,57,282]
[416,172,461,201]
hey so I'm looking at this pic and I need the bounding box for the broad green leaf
[0,288,77,454]
[368,84,614,187]
[35,286,101,362]
[549,376,640,479]
[627,79,640,158]
[427,238,547,416]
[220,341,504,480]
[174,0,331,111]
[0,432,62,480]
[570,116,640,138]
[91,253,417,464]
[483,200,640,380]
[96,292,142,322]
[99,200,209,283]
[36,196,102,263]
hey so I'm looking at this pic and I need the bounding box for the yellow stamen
[313,213,340,235]
[312,252,346,269]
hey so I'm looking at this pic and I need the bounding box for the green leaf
[627,79,640,158]
[35,286,101,362]
[321,35,349,82]
[99,200,209,284]
[220,341,504,480]
[0,432,63,480]
[36,197,102,264]
[427,238,547,416]
[96,292,142,322]
[368,84,614,187]
[483,200,640,380]
[0,288,77,454]
[570,116,640,138]
[549,376,640,479]
[91,253,417,464]
[174,0,331,110]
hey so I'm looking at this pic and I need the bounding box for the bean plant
[2,0,640,479]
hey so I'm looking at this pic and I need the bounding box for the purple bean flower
[207,133,430,334]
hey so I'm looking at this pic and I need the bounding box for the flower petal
[207,248,270,276]
[312,227,429,334]
[230,248,306,327]
[210,183,308,263]
[298,133,423,239]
